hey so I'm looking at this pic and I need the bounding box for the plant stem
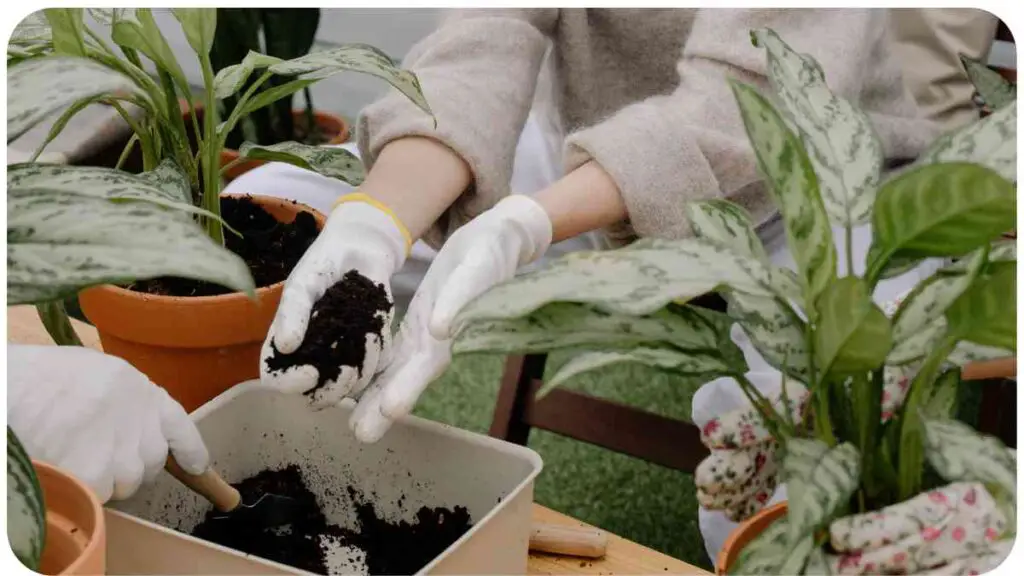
[200,52,225,245]
[36,301,82,346]
[115,133,140,170]
[845,225,854,277]
[222,71,275,143]
[83,26,118,57]
[107,100,156,170]
[219,157,246,176]
[303,87,317,142]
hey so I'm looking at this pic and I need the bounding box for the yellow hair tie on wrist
[332,192,413,255]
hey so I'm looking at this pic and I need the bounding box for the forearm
[534,160,628,243]
[359,137,472,240]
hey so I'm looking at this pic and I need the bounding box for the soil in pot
[264,271,392,396]
[189,465,472,575]
[132,196,320,297]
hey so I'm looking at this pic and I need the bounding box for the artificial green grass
[411,352,714,570]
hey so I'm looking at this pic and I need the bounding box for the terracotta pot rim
[717,501,789,574]
[32,459,105,575]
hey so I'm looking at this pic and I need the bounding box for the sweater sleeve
[357,9,557,249]
[564,9,935,242]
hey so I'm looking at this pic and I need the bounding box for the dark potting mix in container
[190,465,472,575]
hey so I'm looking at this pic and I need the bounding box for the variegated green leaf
[730,80,836,304]
[453,302,733,355]
[238,141,365,185]
[8,427,46,571]
[10,11,52,46]
[540,348,732,397]
[867,163,1015,281]
[7,188,254,304]
[888,248,988,365]
[752,28,883,226]
[7,56,140,143]
[922,369,959,420]
[814,276,892,376]
[213,50,283,99]
[728,516,812,575]
[456,238,792,326]
[171,8,216,56]
[43,8,87,57]
[948,341,1014,366]
[269,44,432,116]
[923,417,1016,499]
[728,292,809,380]
[961,54,1016,111]
[945,261,1016,350]
[917,101,1016,182]
[684,199,768,261]
[782,439,861,543]
[111,9,188,90]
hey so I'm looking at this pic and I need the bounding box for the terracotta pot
[221,110,350,181]
[716,502,788,574]
[33,460,106,575]
[78,195,326,413]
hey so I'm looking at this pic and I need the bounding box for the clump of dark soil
[189,465,471,575]
[132,196,319,297]
[264,271,391,395]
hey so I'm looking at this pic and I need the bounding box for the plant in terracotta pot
[9,8,431,411]
[447,29,1016,575]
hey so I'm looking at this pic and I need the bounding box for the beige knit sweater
[357,8,941,248]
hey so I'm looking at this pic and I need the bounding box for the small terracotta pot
[716,502,788,574]
[33,460,106,575]
[221,110,350,181]
[79,195,326,413]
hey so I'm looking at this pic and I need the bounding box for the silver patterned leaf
[917,101,1016,182]
[684,199,769,261]
[238,141,365,185]
[456,238,790,326]
[540,347,733,397]
[961,54,1016,111]
[7,56,140,143]
[948,341,1014,366]
[7,427,46,571]
[212,50,283,99]
[268,44,431,116]
[782,439,861,544]
[923,417,1016,499]
[728,515,813,575]
[728,292,809,380]
[731,80,836,304]
[10,11,51,46]
[752,28,883,227]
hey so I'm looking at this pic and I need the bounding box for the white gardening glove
[817,482,1012,575]
[260,195,408,409]
[349,195,553,442]
[6,344,209,503]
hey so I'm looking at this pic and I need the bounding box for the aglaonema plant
[7,8,430,344]
[7,427,46,572]
[447,29,1016,574]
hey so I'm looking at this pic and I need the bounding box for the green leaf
[7,56,140,143]
[923,417,1016,499]
[456,238,793,326]
[922,369,960,420]
[730,80,836,305]
[171,8,217,56]
[751,28,883,227]
[43,8,87,57]
[111,9,188,92]
[237,141,365,185]
[684,199,768,261]
[945,260,1016,350]
[212,50,283,99]
[814,276,891,376]
[887,248,989,365]
[7,427,46,571]
[961,54,1017,111]
[540,348,732,397]
[867,163,1016,281]
[917,101,1016,182]
[85,8,130,26]
[782,439,861,544]
[268,44,432,116]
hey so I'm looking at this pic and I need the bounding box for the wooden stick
[164,455,241,513]
[962,357,1016,381]
[529,523,609,559]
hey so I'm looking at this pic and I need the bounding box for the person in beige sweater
[244,8,940,444]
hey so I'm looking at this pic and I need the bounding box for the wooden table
[7,305,709,575]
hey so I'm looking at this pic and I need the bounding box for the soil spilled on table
[264,271,391,395]
[132,196,320,297]
[190,465,471,575]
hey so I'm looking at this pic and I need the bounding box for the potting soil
[132,196,320,297]
[264,270,392,395]
[189,465,472,575]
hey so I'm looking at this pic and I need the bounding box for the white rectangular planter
[106,381,543,575]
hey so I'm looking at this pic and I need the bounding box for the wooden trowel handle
[529,523,608,559]
[165,455,241,513]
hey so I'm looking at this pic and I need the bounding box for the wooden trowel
[165,455,301,528]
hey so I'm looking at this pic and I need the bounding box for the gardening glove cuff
[327,194,410,273]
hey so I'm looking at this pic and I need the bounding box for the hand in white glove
[350,195,552,442]
[6,344,209,503]
[260,194,408,409]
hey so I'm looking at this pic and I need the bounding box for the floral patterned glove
[819,482,1012,575]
